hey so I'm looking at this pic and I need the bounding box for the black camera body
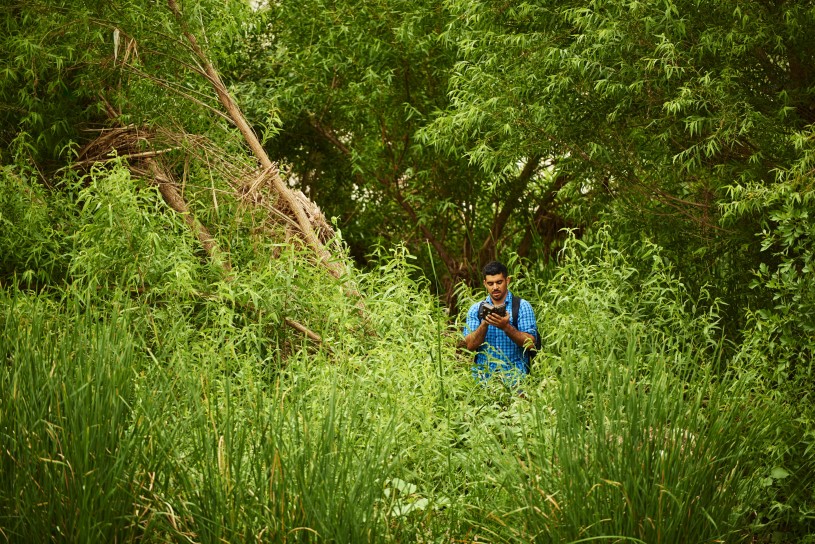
[478,302,507,320]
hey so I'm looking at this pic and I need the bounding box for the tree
[420,0,815,337]
[231,0,580,305]
[1,0,341,274]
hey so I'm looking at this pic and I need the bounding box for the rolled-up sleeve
[516,299,537,337]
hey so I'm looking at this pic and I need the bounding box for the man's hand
[483,311,510,331]
[463,309,530,352]
[486,311,535,350]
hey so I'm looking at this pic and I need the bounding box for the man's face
[483,273,509,304]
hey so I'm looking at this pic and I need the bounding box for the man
[462,261,539,381]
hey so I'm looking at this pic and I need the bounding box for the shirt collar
[484,290,512,306]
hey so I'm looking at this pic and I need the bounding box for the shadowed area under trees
[1,0,814,541]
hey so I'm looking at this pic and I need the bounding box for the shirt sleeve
[516,299,538,337]
[464,303,481,336]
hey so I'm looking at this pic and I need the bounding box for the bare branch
[166,0,345,279]
[285,318,323,343]
[143,158,232,271]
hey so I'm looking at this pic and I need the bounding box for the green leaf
[388,477,417,495]
[770,466,790,480]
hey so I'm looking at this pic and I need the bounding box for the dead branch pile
[74,124,338,344]
[75,124,336,256]
[67,0,357,344]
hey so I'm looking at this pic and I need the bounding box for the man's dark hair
[482,261,509,278]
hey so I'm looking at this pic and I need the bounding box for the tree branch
[311,118,461,279]
[518,174,570,258]
[143,159,231,270]
[166,0,345,279]
[477,155,541,265]
[145,159,324,344]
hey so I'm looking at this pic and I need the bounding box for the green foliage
[504,351,769,543]
[0,292,400,542]
[477,232,813,541]
[724,165,815,383]
[69,163,207,293]
[525,229,723,369]
[0,164,72,286]
[0,0,255,165]
[0,295,148,541]
[2,0,815,541]
[423,0,815,327]
[3,194,815,540]
[230,0,576,292]
[0,2,109,161]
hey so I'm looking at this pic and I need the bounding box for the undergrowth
[1,162,813,542]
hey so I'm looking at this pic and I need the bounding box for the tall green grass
[497,339,771,543]
[0,295,146,541]
[0,293,403,543]
[2,163,813,541]
[136,379,400,543]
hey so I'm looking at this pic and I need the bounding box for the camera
[478,302,506,320]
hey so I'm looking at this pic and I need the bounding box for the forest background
[1,0,814,542]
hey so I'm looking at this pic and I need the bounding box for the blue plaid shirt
[464,291,538,379]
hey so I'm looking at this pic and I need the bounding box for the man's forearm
[463,321,488,351]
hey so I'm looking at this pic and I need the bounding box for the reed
[2,167,812,542]
[0,295,147,542]
[495,334,772,543]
